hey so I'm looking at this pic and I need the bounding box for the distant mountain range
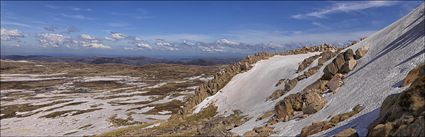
[0,55,241,66]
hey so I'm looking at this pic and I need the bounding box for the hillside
[102,3,424,136]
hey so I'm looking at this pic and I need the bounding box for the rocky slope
[101,3,424,136]
[189,2,424,136]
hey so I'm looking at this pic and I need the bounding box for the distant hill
[0,55,241,66]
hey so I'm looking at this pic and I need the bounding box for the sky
[0,1,422,58]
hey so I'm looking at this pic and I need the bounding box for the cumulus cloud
[80,34,96,40]
[216,39,240,46]
[155,39,178,51]
[37,33,66,47]
[131,38,152,49]
[105,32,128,41]
[292,1,399,19]
[1,28,24,41]
[79,34,110,49]
[82,42,110,49]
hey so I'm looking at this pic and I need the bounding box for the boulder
[343,49,355,61]
[402,66,422,87]
[323,63,338,80]
[354,46,369,59]
[318,51,336,65]
[367,64,425,137]
[268,89,287,101]
[303,80,328,94]
[284,79,298,91]
[286,93,304,111]
[304,66,321,78]
[300,121,334,137]
[243,130,258,136]
[275,79,287,87]
[302,92,327,114]
[275,99,294,121]
[327,74,344,92]
[340,59,357,74]
[333,54,346,70]
[253,126,274,136]
[335,128,359,137]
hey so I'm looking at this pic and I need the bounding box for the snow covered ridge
[192,3,424,137]
[182,44,338,114]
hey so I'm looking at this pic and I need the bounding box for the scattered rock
[303,80,328,94]
[335,128,358,137]
[354,46,369,59]
[304,66,321,78]
[343,49,355,61]
[367,64,425,137]
[327,74,344,92]
[286,93,304,111]
[323,63,338,80]
[300,121,334,137]
[318,51,336,65]
[275,79,287,87]
[268,89,287,101]
[284,79,298,92]
[340,59,357,74]
[275,99,294,121]
[402,65,422,87]
[333,54,346,70]
[302,92,326,114]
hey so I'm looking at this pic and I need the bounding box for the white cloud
[292,1,399,19]
[37,33,66,47]
[1,28,24,41]
[80,34,96,40]
[61,13,93,20]
[216,39,240,46]
[105,32,128,41]
[141,34,213,42]
[311,22,330,29]
[155,39,179,51]
[82,42,111,49]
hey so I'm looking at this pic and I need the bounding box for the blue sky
[0,1,422,57]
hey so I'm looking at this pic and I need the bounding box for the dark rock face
[368,64,425,137]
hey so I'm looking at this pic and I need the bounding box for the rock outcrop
[335,128,359,137]
[299,105,363,137]
[300,121,334,137]
[367,64,425,137]
[297,55,320,73]
[327,73,344,92]
[354,46,369,59]
[302,92,327,114]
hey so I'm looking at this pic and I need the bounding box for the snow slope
[194,3,424,136]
